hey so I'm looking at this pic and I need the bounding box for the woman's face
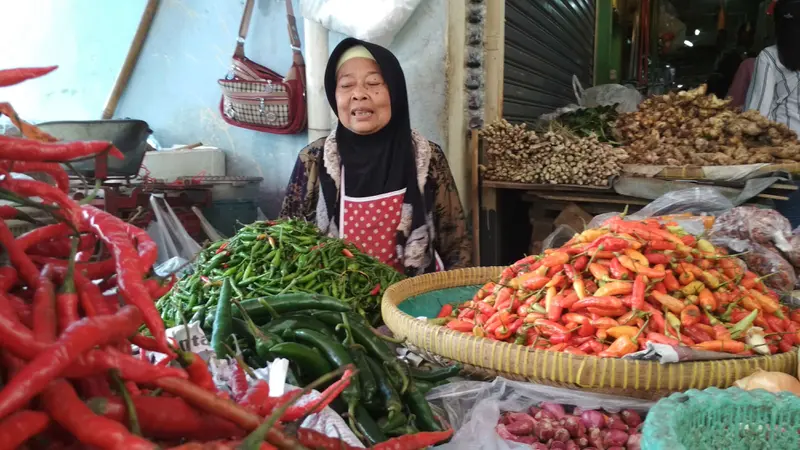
[335,57,392,135]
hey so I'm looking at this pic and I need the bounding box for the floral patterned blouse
[280,137,472,270]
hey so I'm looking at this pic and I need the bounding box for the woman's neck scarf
[316,37,435,274]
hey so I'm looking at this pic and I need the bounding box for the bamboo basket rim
[381,267,798,399]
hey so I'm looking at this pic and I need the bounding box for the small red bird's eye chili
[82,206,171,355]
[41,379,154,449]
[631,274,646,311]
[369,283,381,296]
[342,248,354,258]
[179,351,217,393]
[0,305,143,421]
[370,430,455,450]
[0,66,58,87]
[0,409,50,449]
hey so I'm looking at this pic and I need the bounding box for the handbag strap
[234,0,303,63]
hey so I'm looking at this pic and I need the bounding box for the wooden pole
[102,0,160,119]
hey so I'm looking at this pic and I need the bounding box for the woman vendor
[280,38,471,275]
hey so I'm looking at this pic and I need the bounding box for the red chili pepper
[41,379,154,449]
[437,303,454,318]
[0,409,50,449]
[342,248,355,258]
[652,281,667,294]
[587,306,629,317]
[630,275,646,311]
[0,66,58,87]
[533,319,570,336]
[648,241,677,251]
[645,332,681,346]
[683,324,713,343]
[0,267,18,293]
[179,351,218,393]
[2,176,84,226]
[0,135,123,161]
[369,283,382,297]
[0,161,69,192]
[540,251,569,267]
[32,265,57,343]
[0,305,143,420]
[680,304,702,328]
[572,254,589,271]
[216,241,229,254]
[644,253,670,265]
[91,395,245,441]
[569,296,624,312]
[231,361,250,402]
[82,206,170,354]
[609,257,633,280]
[73,270,111,317]
[562,313,595,337]
[0,221,40,289]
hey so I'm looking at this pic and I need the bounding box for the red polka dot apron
[339,168,444,273]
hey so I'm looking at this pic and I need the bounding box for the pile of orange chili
[0,66,454,450]
[442,215,800,358]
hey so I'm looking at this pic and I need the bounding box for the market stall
[477,84,800,266]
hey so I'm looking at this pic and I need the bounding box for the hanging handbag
[218,0,307,134]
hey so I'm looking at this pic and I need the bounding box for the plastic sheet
[427,377,654,450]
[300,0,421,47]
[588,187,730,233]
[572,76,643,113]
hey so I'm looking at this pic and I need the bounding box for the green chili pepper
[210,279,233,359]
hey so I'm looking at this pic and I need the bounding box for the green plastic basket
[642,387,800,450]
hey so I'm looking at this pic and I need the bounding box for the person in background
[729,57,756,108]
[745,0,800,134]
[280,38,471,275]
[707,22,755,100]
[747,0,800,227]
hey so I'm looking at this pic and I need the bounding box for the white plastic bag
[300,0,422,47]
[427,377,654,450]
[148,195,202,265]
[573,76,643,113]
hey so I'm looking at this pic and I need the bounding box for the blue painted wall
[0,0,448,217]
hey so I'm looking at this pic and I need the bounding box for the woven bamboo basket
[382,267,799,400]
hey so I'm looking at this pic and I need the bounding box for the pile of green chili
[207,284,458,445]
[157,219,404,328]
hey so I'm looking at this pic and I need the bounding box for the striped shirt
[745,45,800,134]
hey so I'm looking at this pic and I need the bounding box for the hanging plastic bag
[542,225,578,250]
[192,206,225,241]
[300,0,422,47]
[149,195,202,265]
[572,76,643,113]
[710,205,793,253]
[427,377,654,450]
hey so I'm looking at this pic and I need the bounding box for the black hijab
[775,0,800,71]
[318,38,431,272]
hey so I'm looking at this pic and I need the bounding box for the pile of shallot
[495,402,643,449]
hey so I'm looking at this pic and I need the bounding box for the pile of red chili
[0,66,453,450]
[441,215,800,358]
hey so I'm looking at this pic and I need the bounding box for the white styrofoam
[141,146,225,181]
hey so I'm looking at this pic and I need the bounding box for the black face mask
[776,0,800,70]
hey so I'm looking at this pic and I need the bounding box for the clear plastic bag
[709,237,797,292]
[427,377,654,450]
[542,225,578,250]
[148,195,202,266]
[710,206,793,253]
[785,234,800,268]
[587,187,731,234]
[572,76,643,113]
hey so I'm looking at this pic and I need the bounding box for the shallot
[535,419,555,441]
[580,410,606,429]
[541,402,566,419]
[620,409,643,429]
[604,429,630,447]
[626,433,643,450]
